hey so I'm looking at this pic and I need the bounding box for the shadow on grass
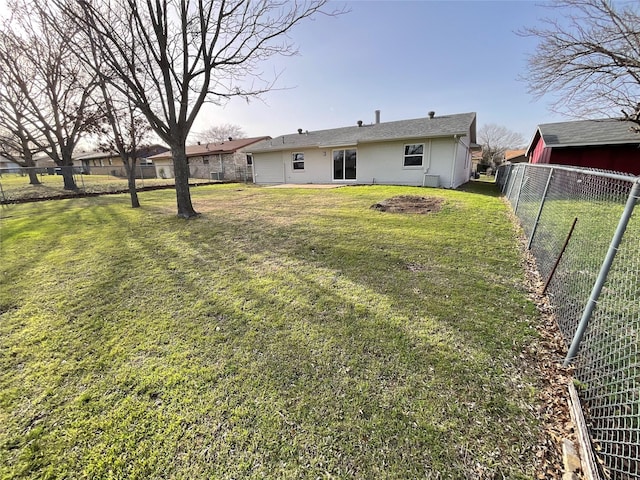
[0,187,540,478]
[457,178,501,197]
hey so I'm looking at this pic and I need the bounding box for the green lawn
[0,172,178,202]
[0,184,544,479]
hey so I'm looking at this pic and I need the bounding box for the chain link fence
[0,164,251,203]
[498,163,640,479]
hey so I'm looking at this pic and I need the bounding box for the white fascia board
[524,128,542,158]
[358,133,465,145]
[318,144,357,149]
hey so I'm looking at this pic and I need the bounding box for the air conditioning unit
[423,174,440,188]
[210,172,223,181]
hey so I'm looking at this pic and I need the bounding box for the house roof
[504,149,526,161]
[74,144,169,161]
[248,112,477,153]
[526,118,640,156]
[149,137,270,160]
[74,150,120,161]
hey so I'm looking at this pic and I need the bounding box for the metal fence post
[513,165,527,215]
[506,165,517,200]
[564,178,640,366]
[527,167,554,250]
[501,164,512,194]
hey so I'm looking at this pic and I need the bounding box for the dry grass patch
[370,195,444,214]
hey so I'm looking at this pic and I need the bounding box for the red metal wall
[529,133,552,165]
[550,144,640,175]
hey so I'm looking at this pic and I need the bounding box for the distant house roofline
[148,136,270,160]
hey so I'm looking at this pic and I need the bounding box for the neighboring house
[0,155,21,173]
[248,111,478,188]
[33,154,56,169]
[526,119,640,175]
[503,149,527,164]
[471,149,483,175]
[149,137,270,182]
[75,144,168,177]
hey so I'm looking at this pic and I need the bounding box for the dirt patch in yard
[370,195,444,214]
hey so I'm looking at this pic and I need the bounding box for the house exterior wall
[155,159,175,179]
[253,136,470,188]
[253,151,285,184]
[0,158,21,173]
[550,145,640,175]
[187,152,252,181]
[284,149,331,183]
[451,135,472,188]
[358,140,428,185]
[529,135,551,165]
[153,151,253,181]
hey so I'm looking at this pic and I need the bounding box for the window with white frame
[292,152,304,170]
[403,143,424,167]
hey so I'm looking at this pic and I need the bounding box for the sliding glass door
[333,149,356,180]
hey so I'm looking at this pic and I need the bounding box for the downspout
[422,140,432,186]
[449,135,459,188]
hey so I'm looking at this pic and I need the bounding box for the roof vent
[197,141,201,145]
[228,137,233,141]
[357,120,363,127]
[428,111,435,119]
[298,128,303,134]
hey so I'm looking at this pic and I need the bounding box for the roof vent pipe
[357,120,363,127]
[228,137,233,141]
[428,111,435,119]
[375,110,380,124]
[298,128,303,134]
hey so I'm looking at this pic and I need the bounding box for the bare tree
[94,95,153,208]
[190,123,246,144]
[0,3,101,191]
[60,0,343,218]
[86,31,153,208]
[0,104,44,186]
[521,0,640,129]
[478,124,525,167]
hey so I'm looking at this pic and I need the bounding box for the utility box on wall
[423,174,440,188]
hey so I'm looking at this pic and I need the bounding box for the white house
[0,155,21,173]
[248,111,478,188]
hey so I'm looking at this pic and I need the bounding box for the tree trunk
[61,165,78,190]
[125,159,140,208]
[171,143,198,218]
[27,168,40,185]
[20,140,41,185]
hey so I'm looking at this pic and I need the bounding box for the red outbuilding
[526,119,640,175]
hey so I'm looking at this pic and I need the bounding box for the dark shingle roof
[248,113,476,153]
[149,136,270,159]
[537,118,640,147]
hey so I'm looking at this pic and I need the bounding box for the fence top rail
[509,163,639,184]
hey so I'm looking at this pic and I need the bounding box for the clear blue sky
[194,0,568,144]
